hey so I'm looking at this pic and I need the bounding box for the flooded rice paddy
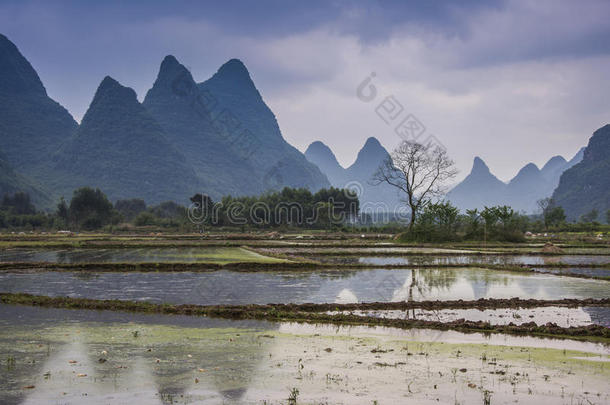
[1,268,609,306]
[1,246,608,267]
[1,241,608,404]
[0,304,608,405]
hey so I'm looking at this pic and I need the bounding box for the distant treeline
[401,202,528,242]
[0,188,608,238]
[397,200,608,242]
[0,186,359,231]
[187,187,359,228]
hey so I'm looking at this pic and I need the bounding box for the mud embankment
[1,293,608,340]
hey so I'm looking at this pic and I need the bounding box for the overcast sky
[2,0,609,182]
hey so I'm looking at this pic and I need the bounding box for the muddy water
[1,268,609,305]
[0,305,608,405]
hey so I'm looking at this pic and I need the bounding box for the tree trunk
[408,205,416,230]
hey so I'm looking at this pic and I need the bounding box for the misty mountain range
[0,32,607,220]
[0,33,328,206]
[304,133,605,219]
[305,137,401,211]
[446,148,585,214]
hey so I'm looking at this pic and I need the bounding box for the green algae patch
[408,340,610,377]
[0,321,276,404]
[153,246,288,263]
[0,246,288,265]
[190,247,287,263]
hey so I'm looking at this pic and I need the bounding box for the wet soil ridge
[2,293,609,340]
[220,297,610,311]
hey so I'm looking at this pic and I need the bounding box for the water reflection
[1,268,608,305]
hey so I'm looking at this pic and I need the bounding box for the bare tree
[372,140,458,230]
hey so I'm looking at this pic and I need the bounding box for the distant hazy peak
[306,141,338,158]
[507,162,542,186]
[358,137,387,158]
[362,136,384,150]
[348,137,389,170]
[307,140,331,151]
[541,155,567,171]
[306,141,344,172]
[516,162,540,175]
[471,156,491,174]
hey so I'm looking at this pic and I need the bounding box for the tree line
[0,186,359,231]
[188,187,359,228]
[397,199,609,242]
[0,186,607,236]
